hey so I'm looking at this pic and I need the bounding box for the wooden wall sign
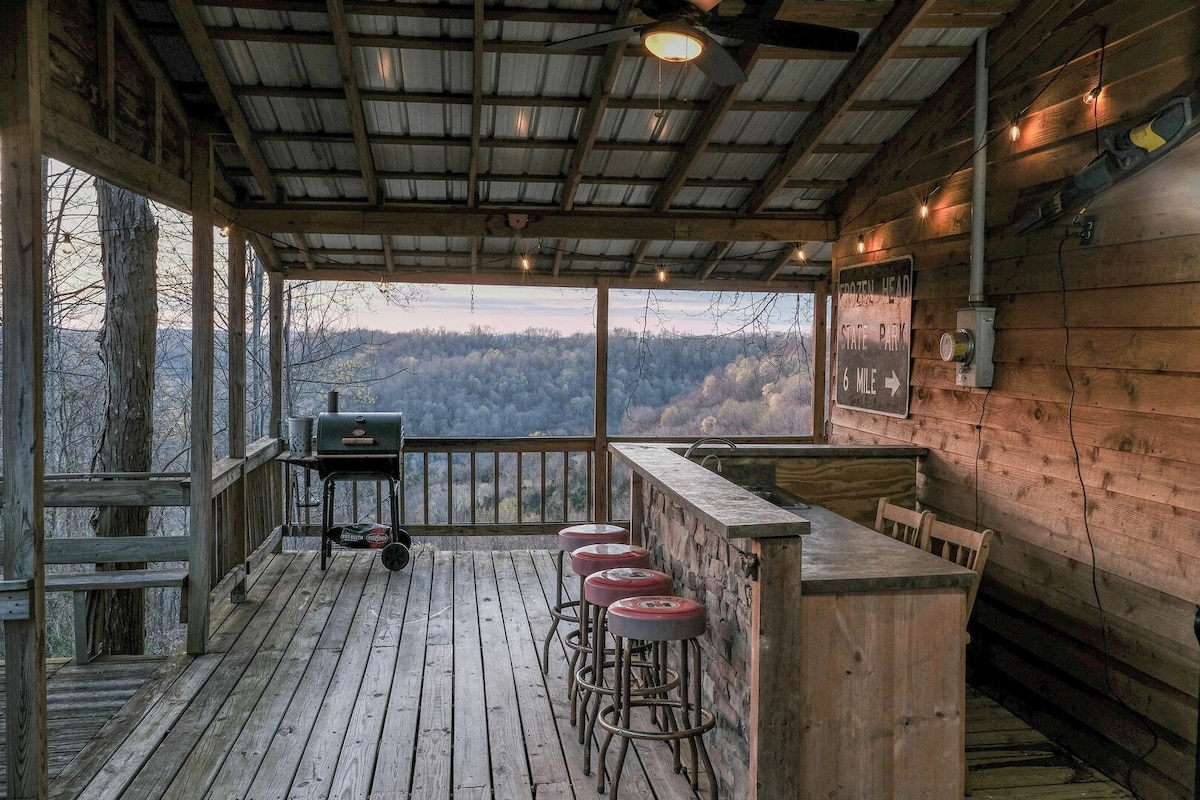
[834,257,913,418]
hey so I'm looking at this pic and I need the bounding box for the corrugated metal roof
[134,0,1019,289]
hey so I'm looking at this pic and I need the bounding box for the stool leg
[582,605,608,775]
[540,550,566,673]
[608,637,636,800]
[568,581,589,726]
[578,599,601,745]
[688,637,717,800]
[596,633,625,795]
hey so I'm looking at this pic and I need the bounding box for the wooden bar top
[610,443,810,539]
[796,504,976,595]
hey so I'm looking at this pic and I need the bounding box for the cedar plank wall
[830,2,1200,798]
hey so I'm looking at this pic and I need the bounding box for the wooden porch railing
[1,435,284,657]
[282,436,634,539]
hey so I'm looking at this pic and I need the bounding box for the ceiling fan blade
[692,29,747,86]
[545,25,641,51]
[703,17,859,53]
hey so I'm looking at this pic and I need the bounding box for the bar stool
[566,543,652,728]
[541,523,629,674]
[577,566,674,776]
[597,595,717,800]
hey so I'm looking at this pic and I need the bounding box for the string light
[919,199,929,219]
[379,275,388,294]
[795,244,807,261]
[657,266,667,282]
[219,224,229,237]
[856,234,865,254]
[1009,115,1021,142]
[520,254,531,271]
[61,232,75,255]
[1084,26,1106,105]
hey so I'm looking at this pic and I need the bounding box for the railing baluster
[470,452,478,525]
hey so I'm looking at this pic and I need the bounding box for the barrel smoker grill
[314,411,410,571]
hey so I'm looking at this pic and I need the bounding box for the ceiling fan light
[643,28,704,63]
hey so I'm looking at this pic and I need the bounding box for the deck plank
[33,549,1135,800]
[326,558,415,800]
[476,551,535,799]
[289,553,391,800]
[452,552,490,794]
[369,550,434,798]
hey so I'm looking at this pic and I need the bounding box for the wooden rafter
[327,0,379,204]
[741,0,937,215]
[651,0,791,213]
[625,241,652,279]
[166,0,278,204]
[467,0,484,208]
[833,0,1093,225]
[762,246,795,282]
[699,242,735,280]
[292,234,317,271]
[560,0,635,211]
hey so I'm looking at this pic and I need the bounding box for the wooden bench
[36,536,189,664]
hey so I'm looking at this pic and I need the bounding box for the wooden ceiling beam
[741,0,936,215]
[230,84,926,115]
[762,246,796,282]
[278,245,793,269]
[229,165,848,191]
[235,207,836,242]
[625,241,652,279]
[166,0,279,204]
[327,0,379,205]
[183,0,1015,29]
[269,263,819,292]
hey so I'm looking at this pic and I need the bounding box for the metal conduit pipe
[970,31,988,306]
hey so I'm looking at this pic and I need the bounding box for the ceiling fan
[545,0,859,86]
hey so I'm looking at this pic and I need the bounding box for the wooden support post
[749,535,804,800]
[593,279,610,520]
[188,131,215,654]
[228,228,248,602]
[269,270,283,436]
[0,1,49,795]
[812,278,829,442]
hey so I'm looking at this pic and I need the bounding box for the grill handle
[341,437,376,445]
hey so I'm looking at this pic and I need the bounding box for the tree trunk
[91,181,158,656]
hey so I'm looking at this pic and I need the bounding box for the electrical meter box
[939,306,996,388]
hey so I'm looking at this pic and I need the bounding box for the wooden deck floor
[8,549,1134,799]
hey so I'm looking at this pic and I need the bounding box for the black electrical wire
[1057,229,1157,799]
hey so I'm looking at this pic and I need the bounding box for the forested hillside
[336,326,814,437]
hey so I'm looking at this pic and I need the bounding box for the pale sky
[355,284,812,336]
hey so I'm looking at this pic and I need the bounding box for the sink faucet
[683,436,738,460]
[700,453,724,473]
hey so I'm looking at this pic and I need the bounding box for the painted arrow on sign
[885,370,901,397]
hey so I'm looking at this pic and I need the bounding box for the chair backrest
[874,497,933,549]
[927,519,994,623]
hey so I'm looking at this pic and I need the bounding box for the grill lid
[314,412,404,478]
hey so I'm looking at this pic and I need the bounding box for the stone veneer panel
[640,481,756,799]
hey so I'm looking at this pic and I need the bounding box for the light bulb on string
[1010,116,1021,142]
[795,244,807,261]
[856,234,865,254]
[521,254,531,271]
[61,232,75,255]
[919,199,929,219]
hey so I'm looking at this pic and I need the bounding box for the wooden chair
[873,497,934,549]
[926,519,994,627]
[925,518,994,796]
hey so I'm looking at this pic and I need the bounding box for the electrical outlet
[1079,214,1097,244]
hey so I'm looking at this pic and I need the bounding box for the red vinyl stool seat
[541,523,629,674]
[596,595,717,800]
[576,567,675,776]
[565,544,652,727]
